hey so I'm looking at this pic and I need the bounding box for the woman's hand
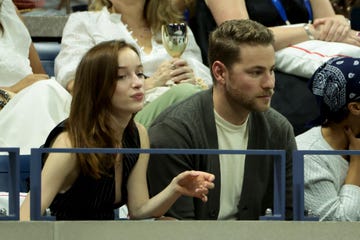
[340,30,360,47]
[344,126,360,186]
[313,15,351,42]
[171,170,215,202]
[170,58,197,85]
[146,58,197,89]
[4,74,49,93]
[345,127,360,151]
[147,60,176,89]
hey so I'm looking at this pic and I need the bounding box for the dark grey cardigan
[147,88,295,220]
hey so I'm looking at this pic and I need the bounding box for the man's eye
[249,71,262,77]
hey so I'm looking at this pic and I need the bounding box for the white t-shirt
[215,110,248,220]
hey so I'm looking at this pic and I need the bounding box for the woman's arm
[29,43,47,74]
[205,0,360,50]
[344,127,360,186]
[205,0,248,24]
[55,13,95,91]
[126,123,214,219]
[310,0,336,18]
[304,154,360,221]
[304,127,360,221]
[204,0,311,50]
[20,132,78,220]
[13,4,46,74]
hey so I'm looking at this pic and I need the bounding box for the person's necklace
[127,24,152,53]
[128,25,151,40]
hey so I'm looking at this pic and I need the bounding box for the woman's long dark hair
[67,40,140,179]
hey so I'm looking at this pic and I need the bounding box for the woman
[296,57,360,221]
[20,40,215,220]
[0,0,71,154]
[55,0,211,128]
[194,0,360,55]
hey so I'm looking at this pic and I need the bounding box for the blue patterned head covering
[309,57,360,124]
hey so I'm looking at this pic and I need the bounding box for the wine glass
[161,23,207,89]
[161,22,188,58]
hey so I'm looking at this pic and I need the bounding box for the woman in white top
[0,0,71,154]
[55,0,211,128]
[296,57,360,221]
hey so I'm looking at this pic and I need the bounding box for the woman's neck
[111,0,152,53]
[109,113,132,137]
[321,124,349,150]
[112,1,147,28]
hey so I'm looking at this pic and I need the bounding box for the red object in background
[13,0,45,9]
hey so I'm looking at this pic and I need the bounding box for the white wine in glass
[161,23,188,58]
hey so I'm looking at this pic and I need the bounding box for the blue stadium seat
[34,42,61,77]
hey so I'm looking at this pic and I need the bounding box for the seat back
[34,42,61,77]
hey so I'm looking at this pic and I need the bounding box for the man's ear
[211,61,227,85]
[348,102,360,116]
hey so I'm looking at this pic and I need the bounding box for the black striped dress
[42,120,139,220]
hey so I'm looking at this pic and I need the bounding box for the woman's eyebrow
[118,64,143,69]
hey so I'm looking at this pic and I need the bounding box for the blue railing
[31,148,285,221]
[2,147,286,220]
[0,148,20,220]
[292,149,360,221]
[4,147,360,221]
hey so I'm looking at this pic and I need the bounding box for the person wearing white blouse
[0,0,71,154]
[55,0,212,128]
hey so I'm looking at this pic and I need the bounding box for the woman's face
[111,47,145,117]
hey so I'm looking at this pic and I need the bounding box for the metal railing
[30,148,286,221]
[0,148,20,220]
[292,149,360,221]
[1,147,286,220]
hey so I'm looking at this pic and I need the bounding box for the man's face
[224,44,275,113]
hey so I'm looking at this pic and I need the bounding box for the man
[147,19,294,220]
[296,57,360,221]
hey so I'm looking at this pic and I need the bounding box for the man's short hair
[208,19,274,70]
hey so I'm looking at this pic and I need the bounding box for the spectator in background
[147,19,294,220]
[192,0,360,63]
[189,0,360,135]
[20,40,215,221]
[55,0,211,128]
[296,57,360,221]
[0,0,70,154]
